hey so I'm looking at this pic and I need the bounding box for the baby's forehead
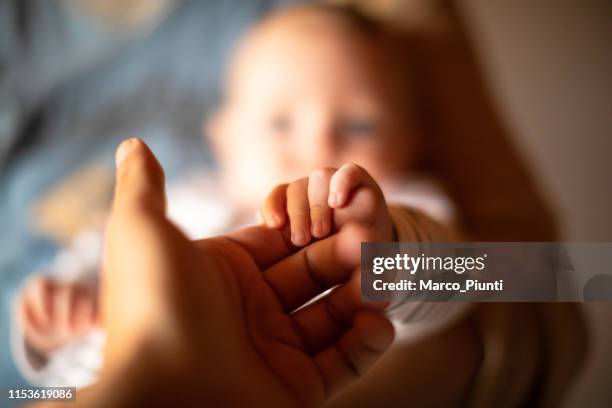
[245,5,381,53]
[255,4,358,30]
[227,8,388,86]
[221,5,412,111]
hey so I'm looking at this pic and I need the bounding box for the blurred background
[0,0,610,406]
[461,2,611,406]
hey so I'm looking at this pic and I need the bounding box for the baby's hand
[17,276,98,358]
[262,163,394,246]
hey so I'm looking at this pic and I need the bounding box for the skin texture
[31,139,393,408]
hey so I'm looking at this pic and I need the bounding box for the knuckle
[272,183,288,195]
[342,162,363,174]
[287,178,308,192]
[309,204,329,211]
[264,193,281,210]
[29,277,54,298]
[287,211,310,222]
[29,276,47,290]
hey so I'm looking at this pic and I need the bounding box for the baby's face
[209,21,417,209]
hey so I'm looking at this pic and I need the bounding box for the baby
[13,4,466,388]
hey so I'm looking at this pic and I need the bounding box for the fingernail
[337,192,347,206]
[115,138,134,168]
[329,192,346,207]
[312,220,324,237]
[292,229,307,246]
[328,193,338,207]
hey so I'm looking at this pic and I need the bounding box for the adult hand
[79,139,393,407]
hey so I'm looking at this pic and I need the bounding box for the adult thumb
[102,139,170,368]
[113,138,166,217]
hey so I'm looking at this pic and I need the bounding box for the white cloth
[11,172,469,387]
[383,177,471,341]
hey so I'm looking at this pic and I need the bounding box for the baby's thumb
[113,138,166,217]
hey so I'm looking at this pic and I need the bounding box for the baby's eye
[338,118,377,138]
[268,114,291,135]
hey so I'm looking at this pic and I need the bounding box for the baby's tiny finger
[308,168,335,238]
[54,284,72,334]
[23,277,54,331]
[329,163,382,208]
[329,163,364,208]
[287,178,311,246]
[262,184,288,228]
[71,287,95,333]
